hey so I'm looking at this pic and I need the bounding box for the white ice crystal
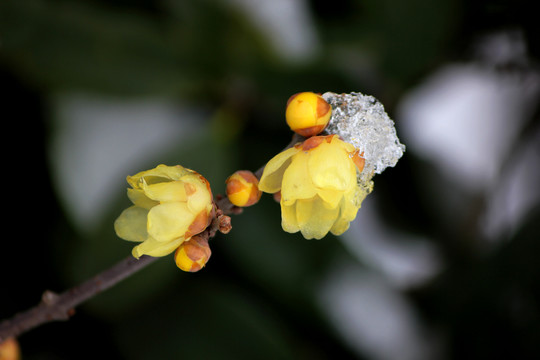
[322,92,405,186]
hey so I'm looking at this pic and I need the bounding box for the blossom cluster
[114,91,404,272]
[258,92,383,239]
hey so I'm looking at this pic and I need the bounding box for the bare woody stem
[0,133,305,344]
[0,199,235,344]
[0,254,157,343]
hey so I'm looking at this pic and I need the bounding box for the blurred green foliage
[2,0,539,359]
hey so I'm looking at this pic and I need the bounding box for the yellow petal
[128,164,190,188]
[330,189,362,236]
[296,197,339,239]
[329,218,351,236]
[308,141,355,191]
[343,190,361,221]
[141,180,187,202]
[127,188,159,209]
[280,201,300,234]
[331,135,356,152]
[316,188,344,209]
[147,202,195,242]
[281,151,317,205]
[181,174,213,214]
[258,147,299,193]
[132,236,184,258]
[114,206,148,242]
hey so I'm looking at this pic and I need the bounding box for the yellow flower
[258,135,370,239]
[114,164,214,259]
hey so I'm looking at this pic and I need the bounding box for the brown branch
[0,201,236,344]
[0,132,305,344]
[0,254,157,343]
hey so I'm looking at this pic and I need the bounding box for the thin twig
[0,254,157,343]
[0,132,305,343]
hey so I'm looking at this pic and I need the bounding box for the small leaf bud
[218,214,232,234]
[285,92,332,137]
[225,170,262,207]
[174,235,212,272]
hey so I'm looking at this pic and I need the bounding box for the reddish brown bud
[174,235,212,272]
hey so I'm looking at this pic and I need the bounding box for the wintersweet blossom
[114,164,214,259]
[258,135,371,239]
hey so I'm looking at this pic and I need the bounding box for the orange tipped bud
[226,170,262,207]
[174,235,212,272]
[0,337,20,360]
[285,92,332,137]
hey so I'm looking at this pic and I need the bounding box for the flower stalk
[0,134,301,344]
[0,254,157,343]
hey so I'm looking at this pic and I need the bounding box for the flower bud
[226,170,262,207]
[285,92,332,137]
[174,235,212,272]
[0,338,20,360]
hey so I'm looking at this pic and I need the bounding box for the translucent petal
[308,142,355,191]
[342,191,361,222]
[181,174,213,214]
[128,164,190,188]
[316,188,343,209]
[330,189,361,236]
[296,197,339,239]
[127,188,159,209]
[132,236,184,258]
[280,201,300,233]
[333,136,356,153]
[329,218,351,236]
[147,202,195,242]
[141,180,187,202]
[258,147,299,193]
[281,151,317,205]
[114,206,148,242]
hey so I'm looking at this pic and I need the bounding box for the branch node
[41,290,60,305]
[218,215,232,234]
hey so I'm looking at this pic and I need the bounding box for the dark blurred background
[2,0,540,359]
